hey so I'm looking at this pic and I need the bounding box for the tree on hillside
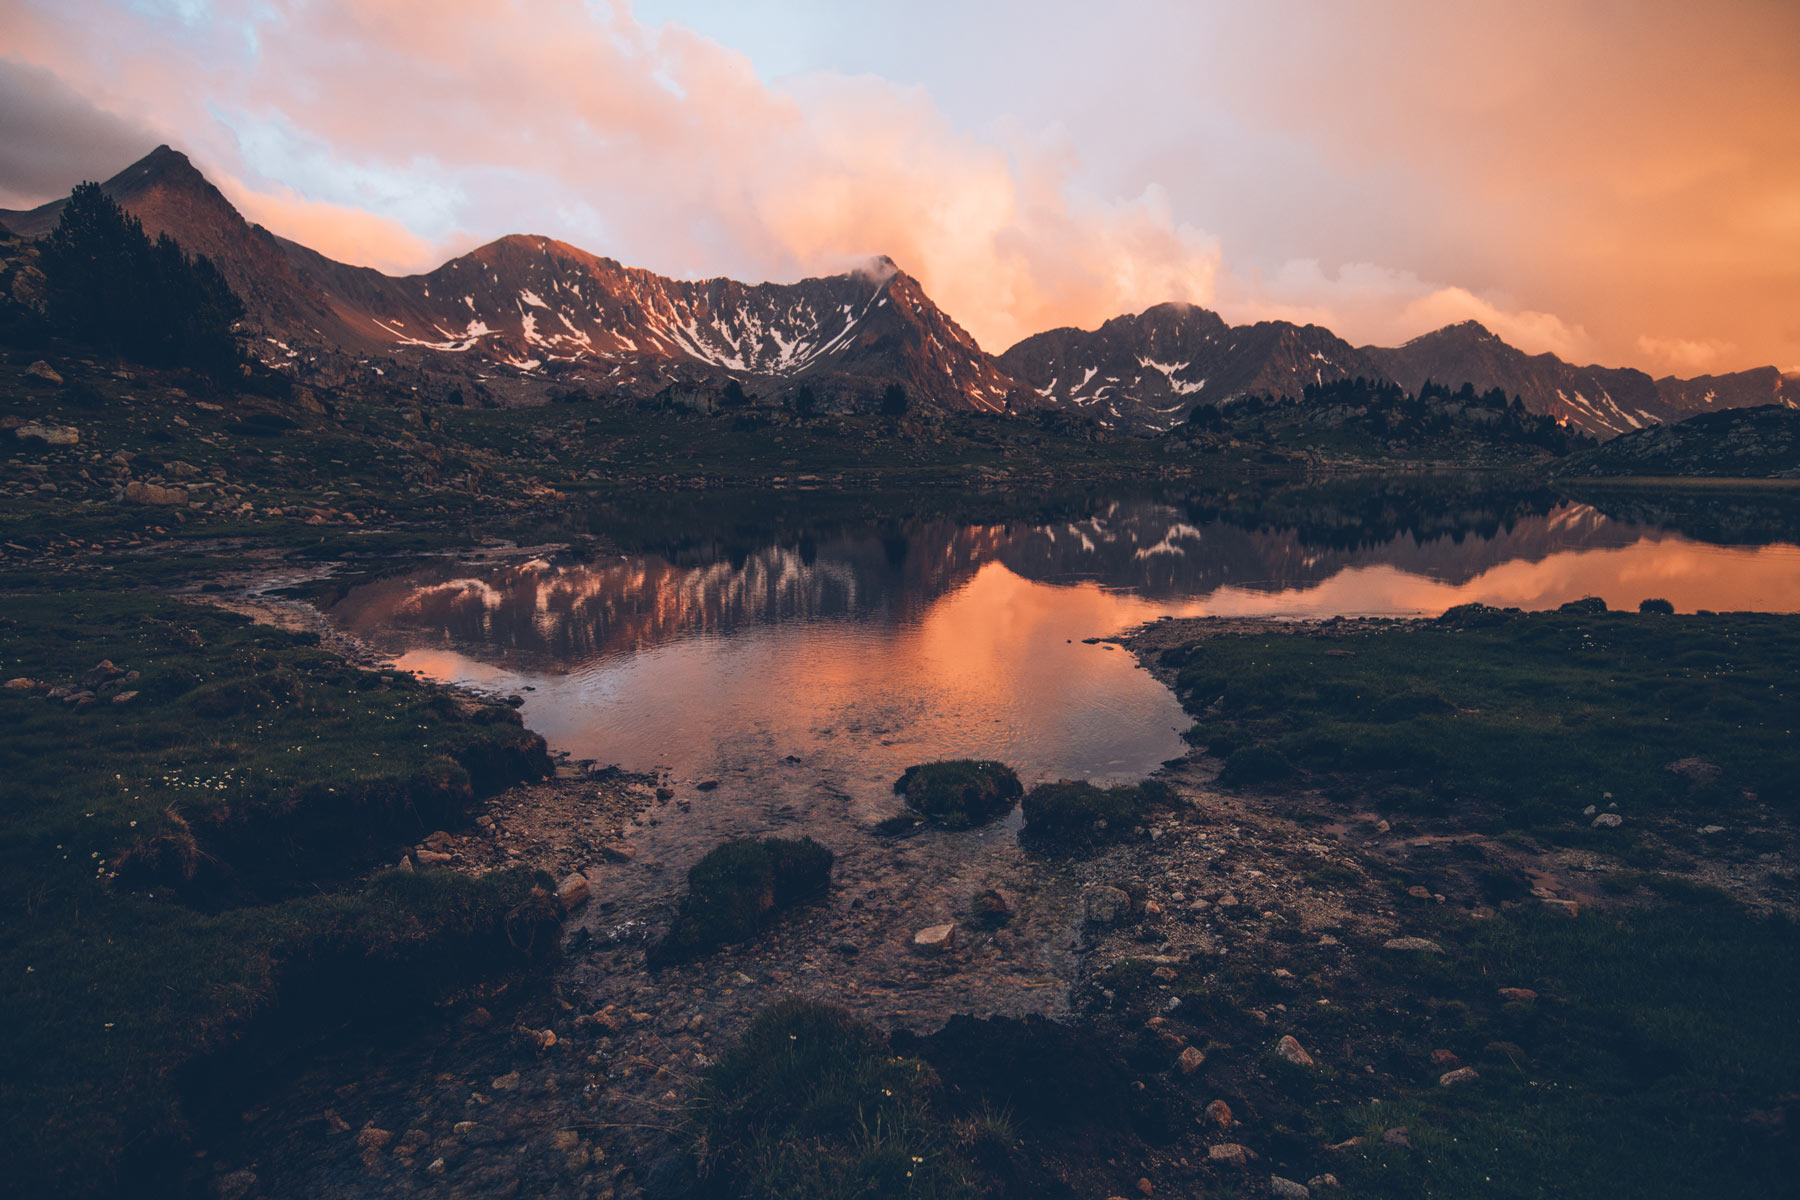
[880,383,909,416]
[39,182,243,378]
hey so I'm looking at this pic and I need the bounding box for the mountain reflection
[325,499,1702,668]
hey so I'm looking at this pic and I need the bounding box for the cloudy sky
[3,0,1796,372]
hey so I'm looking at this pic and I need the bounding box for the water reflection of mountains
[330,500,1663,666]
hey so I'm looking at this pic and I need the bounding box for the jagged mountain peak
[5,142,1790,435]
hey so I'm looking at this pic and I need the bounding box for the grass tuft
[894,760,1023,829]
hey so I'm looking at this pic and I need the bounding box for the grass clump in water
[894,759,1023,829]
[689,998,979,1200]
[1020,779,1172,850]
[650,837,834,966]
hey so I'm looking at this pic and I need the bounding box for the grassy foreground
[0,589,558,1196]
[1166,605,1799,840]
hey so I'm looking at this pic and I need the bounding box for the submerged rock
[1084,885,1133,924]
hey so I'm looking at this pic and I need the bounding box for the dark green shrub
[894,759,1022,828]
[650,837,833,965]
[1020,780,1166,847]
[1639,597,1675,614]
[1219,745,1292,787]
[1558,596,1609,614]
[691,999,974,1200]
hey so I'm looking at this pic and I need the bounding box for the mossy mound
[894,759,1023,829]
[1020,779,1172,850]
[1217,744,1292,788]
[650,837,833,966]
[691,999,979,1200]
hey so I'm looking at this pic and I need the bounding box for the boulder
[1382,936,1445,953]
[15,422,80,445]
[1591,812,1623,828]
[1307,1173,1342,1190]
[82,660,125,689]
[123,480,188,506]
[1438,1066,1480,1087]
[1084,885,1133,924]
[1665,757,1722,784]
[969,888,1014,927]
[556,872,591,912]
[1498,987,1538,1003]
[1270,1177,1310,1200]
[600,840,638,862]
[912,923,956,955]
[1274,1035,1314,1067]
[1177,1045,1206,1074]
[25,360,63,384]
[1204,1098,1234,1128]
[1207,1143,1252,1166]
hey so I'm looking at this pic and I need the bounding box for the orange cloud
[219,176,440,276]
[4,0,1796,369]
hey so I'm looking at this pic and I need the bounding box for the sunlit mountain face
[3,146,1789,433]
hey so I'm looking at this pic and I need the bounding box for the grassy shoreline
[0,587,562,1196]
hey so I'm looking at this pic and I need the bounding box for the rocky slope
[2,148,1020,414]
[999,302,1379,432]
[1554,404,1800,478]
[6,144,1790,434]
[1361,321,1792,439]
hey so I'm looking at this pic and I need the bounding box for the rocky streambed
[192,608,1800,1200]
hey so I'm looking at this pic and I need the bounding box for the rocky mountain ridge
[2,145,1789,435]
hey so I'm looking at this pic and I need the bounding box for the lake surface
[322,492,1800,794]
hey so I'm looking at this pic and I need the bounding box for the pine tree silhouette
[40,182,243,378]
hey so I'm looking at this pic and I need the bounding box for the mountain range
[3,146,1790,439]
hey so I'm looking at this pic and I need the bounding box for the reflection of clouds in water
[1192,540,1800,618]
[393,566,1194,786]
[350,504,1800,781]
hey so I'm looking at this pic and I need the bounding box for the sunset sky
[2,0,1796,373]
